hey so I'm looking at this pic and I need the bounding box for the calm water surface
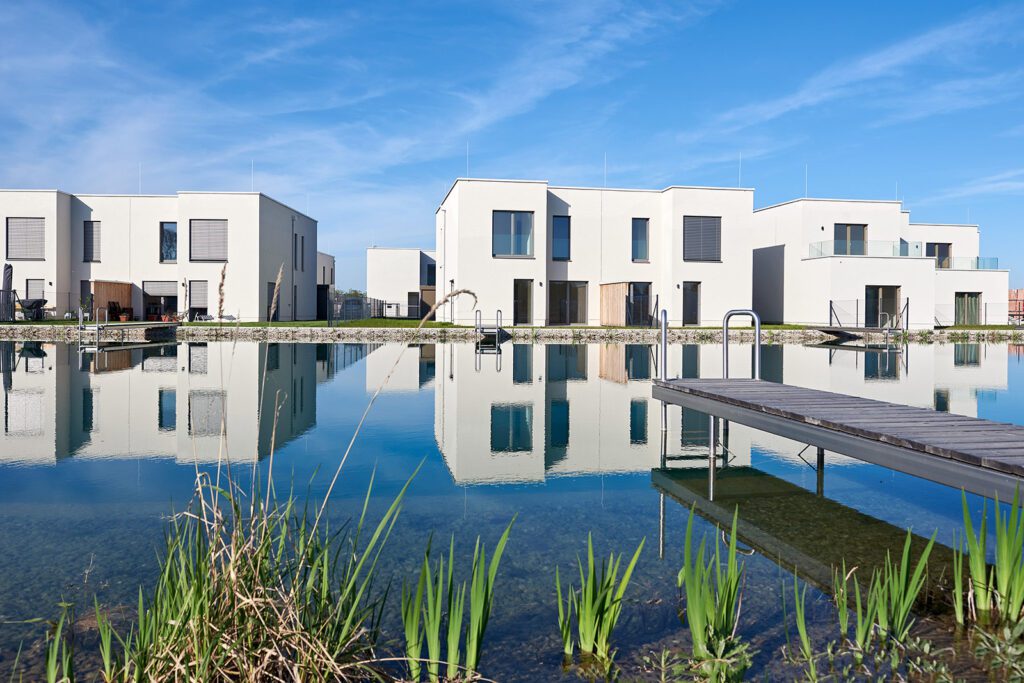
[0,340,1021,679]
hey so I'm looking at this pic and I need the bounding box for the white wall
[366,248,427,312]
[434,179,754,326]
[317,251,336,288]
[0,190,66,314]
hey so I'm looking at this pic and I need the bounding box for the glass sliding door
[865,285,900,327]
[835,223,867,255]
[954,292,981,325]
[547,281,587,325]
[626,282,651,326]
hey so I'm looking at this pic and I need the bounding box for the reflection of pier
[652,465,954,591]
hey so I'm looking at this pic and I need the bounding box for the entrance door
[954,292,981,325]
[513,279,532,325]
[865,285,900,327]
[682,282,700,325]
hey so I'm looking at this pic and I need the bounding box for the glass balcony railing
[938,256,1000,270]
[809,241,1000,270]
[808,240,923,258]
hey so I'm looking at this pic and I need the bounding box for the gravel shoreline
[0,324,1020,345]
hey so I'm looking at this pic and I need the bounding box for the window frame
[551,215,571,262]
[834,223,867,256]
[491,210,535,258]
[159,221,178,263]
[631,217,649,262]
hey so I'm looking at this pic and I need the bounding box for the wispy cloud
[918,168,1024,204]
[678,5,1024,144]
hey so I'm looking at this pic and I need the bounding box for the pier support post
[708,415,718,501]
[816,446,825,496]
[658,493,665,560]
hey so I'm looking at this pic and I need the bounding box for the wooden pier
[653,378,1024,500]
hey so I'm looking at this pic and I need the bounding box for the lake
[0,339,1020,680]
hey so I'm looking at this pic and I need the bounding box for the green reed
[555,533,645,666]
[959,489,1024,627]
[555,566,574,658]
[401,520,514,681]
[791,574,817,681]
[876,530,936,643]
[677,507,744,661]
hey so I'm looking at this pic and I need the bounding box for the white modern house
[431,178,753,326]
[366,247,436,318]
[752,198,1009,330]
[0,190,319,322]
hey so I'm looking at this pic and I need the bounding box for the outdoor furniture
[20,299,47,321]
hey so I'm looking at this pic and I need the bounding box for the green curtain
[955,293,980,325]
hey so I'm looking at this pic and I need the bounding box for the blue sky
[1,1,1022,288]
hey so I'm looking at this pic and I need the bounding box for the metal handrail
[95,307,108,335]
[496,309,502,334]
[722,309,761,380]
[474,309,482,333]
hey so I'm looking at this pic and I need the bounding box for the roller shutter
[189,219,228,261]
[683,216,722,262]
[143,281,177,297]
[6,218,45,260]
[189,280,209,308]
[83,221,101,262]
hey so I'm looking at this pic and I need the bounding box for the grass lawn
[940,324,1024,331]
[182,318,460,328]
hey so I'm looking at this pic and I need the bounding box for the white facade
[752,199,1009,330]
[366,247,436,317]
[316,251,335,290]
[0,190,318,322]
[433,179,753,326]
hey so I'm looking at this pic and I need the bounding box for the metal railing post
[722,309,761,380]
[659,309,668,381]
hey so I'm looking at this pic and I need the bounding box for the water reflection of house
[365,343,436,393]
[0,341,318,464]
[433,342,755,485]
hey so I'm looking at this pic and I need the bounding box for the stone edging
[0,324,1020,345]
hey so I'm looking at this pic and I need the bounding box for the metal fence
[935,302,1012,327]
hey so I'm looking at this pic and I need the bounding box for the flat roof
[755,197,903,212]
[436,177,755,211]
[0,189,315,221]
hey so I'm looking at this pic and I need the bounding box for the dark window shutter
[6,217,45,260]
[683,216,721,262]
[84,221,101,261]
[189,219,228,261]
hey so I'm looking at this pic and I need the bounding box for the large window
[490,403,533,452]
[189,219,228,261]
[25,279,44,300]
[492,211,533,257]
[632,218,649,262]
[425,262,436,286]
[547,281,587,325]
[160,222,177,262]
[626,282,651,326]
[834,223,867,256]
[552,215,570,261]
[683,216,721,262]
[83,221,101,262]
[927,242,952,269]
[6,217,44,260]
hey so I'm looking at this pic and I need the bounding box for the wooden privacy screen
[86,280,132,320]
[599,282,628,326]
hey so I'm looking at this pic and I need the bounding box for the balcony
[809,240,923,258]
[809,241,1000,269]
[936,256,1000,270]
